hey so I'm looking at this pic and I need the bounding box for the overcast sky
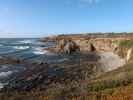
[0,0,133,37]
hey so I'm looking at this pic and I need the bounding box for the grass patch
[87,61,133,92]
[119,40,133,47]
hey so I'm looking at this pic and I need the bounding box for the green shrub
[87,78,133,92]
[119,40,133,47]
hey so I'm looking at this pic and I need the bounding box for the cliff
[44,34,133,62]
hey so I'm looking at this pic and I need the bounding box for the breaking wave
[13,46,30,50]
[0,71,13,78]
[18,40,34,44]
[32,47,50,55]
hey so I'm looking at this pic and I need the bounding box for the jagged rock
[57,39,67,53]
[79,40,96,52]
[56,39,79,54]
[63,40,78,53]
[126,48,133,61]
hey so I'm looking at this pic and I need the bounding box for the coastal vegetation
[119,40,133,47]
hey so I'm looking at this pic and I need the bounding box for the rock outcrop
[79,40,96,52]
[55,38,118,53]
[56,39,79,54]
[116,47,133,62]
[126,48,133,61]
[43,34,133,63]
[78,38,117,52]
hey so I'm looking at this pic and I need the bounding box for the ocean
[0,38,55,55]
[0,38,56,88]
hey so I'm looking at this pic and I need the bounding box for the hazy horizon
[1,32,133,38]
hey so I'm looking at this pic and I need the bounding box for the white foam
[0,83,4,89]
[13,46,30,50]
[0,83,8,89]
[33,50,49,55]
[33,51,46,55]
[0,71,13,77]
[19,40,34,44]
[33,47,50,55]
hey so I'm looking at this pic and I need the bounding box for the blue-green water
[0,38,54,55]
[0,38,56,88]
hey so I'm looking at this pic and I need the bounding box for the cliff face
[115,46,133,62]
[77,38,117,52]
[52,35,133,62]
[41,33,133,56]
[55,38,118,53]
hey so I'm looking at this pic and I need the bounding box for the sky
[0,0,133,37]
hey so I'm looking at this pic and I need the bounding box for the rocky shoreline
[44,33,133,60]
[0,33,133,100]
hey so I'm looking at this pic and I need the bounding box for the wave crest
[13,46,30,50]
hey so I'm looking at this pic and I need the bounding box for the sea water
[0,38,55,89]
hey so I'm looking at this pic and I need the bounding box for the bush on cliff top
[119,40,133,47]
